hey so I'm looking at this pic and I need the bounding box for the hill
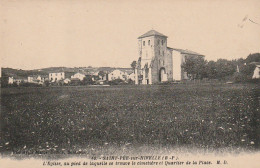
[1,67,133,79]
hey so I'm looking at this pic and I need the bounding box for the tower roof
[138,30,167,39]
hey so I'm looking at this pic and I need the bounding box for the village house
[8,77,14,84]
[252,65,260,79]
[108,69,128,81]
[8,76,26,85]
[99,72,108,81]
[135,30,205,84]
[71,72,86,81]
[28,75,48,84]
[49,72,65,82]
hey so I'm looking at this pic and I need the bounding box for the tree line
[182,53,260,82]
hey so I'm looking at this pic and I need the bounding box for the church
[134,30,205,85]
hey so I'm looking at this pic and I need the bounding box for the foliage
[205,61,217,79]
[1,76,9,88]
[108,78,125,85]
[19,82,41,87]
[127,78,134,84]
[82,75,94,85]
[245,53,260,63]
[98,71,106,79]
[182,53,259,82]
[131,61,137,70]
[43,80,50,87]
[240,64,256,77]
[182,56,207,79]
[214,59,236,79]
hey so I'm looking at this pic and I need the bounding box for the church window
[158,40,160,45]
[163,51,164,56]
[143,41,145,46]
[148,40,150,45]
[162,40,164,45]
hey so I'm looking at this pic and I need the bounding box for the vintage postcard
[0,0,259,168]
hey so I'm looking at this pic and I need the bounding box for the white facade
[128,72,136,81]
[8,77,24,85]
[8,77,14,84]
[252,65,260,79]
[172,50,182,81]
[71,73,86,81]
[28,76,34,83]
[108,70,128,81]
[28,75,44,83]
[49,72,65,82]
[64,78,71,84]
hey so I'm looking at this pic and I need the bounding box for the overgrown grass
[0,84,259,156]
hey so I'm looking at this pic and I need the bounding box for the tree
[98,71,106,80]
[182,56,207,79]
[245,53,260,64]
[214,59,236,79]
[240,63,256,77]
[82,75,94,85]
[206,61,217,79]
[108,78,125,85]
[131,61,137,70]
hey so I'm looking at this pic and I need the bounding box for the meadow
[0,84,259,156]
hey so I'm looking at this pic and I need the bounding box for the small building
[252,65,260,79]
[28,75,47,84]
[63,78,71,84]
[8,77,14,84]
[108,69,128,81]
[14,78,23,85]
[8,77,26,85]
[71,72,86,81]
[49,72,65,82]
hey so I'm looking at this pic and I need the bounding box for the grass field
[0,84,259,156]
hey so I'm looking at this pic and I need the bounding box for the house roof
[138,30,167,39]
[28,74,48,78]
[172,48,204,56]
[73,72,86,75]
[49,71,65,74]
[249,62,260,66]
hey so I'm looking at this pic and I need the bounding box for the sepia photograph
[0,0,259,167]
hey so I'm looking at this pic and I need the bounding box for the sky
[1,0,260,70]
